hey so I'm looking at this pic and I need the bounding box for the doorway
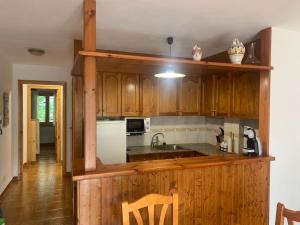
[18,81,67,176]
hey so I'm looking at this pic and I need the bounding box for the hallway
[0,145,73,225]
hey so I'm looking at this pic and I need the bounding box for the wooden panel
[201,74,215,116]
[259,72,270,155]
[122,73,140,116]
[214,73,231,117]
[158,78,178,115]
[140,74,158,116]
[28,120,37,162]
[76,161,271,225]
[96,73,103,116]
[72,77,84,159]
[102,72,122,116]
[179,76,201,115]
[231,72,259,119]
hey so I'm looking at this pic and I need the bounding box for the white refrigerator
[96,120,127,164]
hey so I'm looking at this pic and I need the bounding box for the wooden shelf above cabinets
[72,50,273,77]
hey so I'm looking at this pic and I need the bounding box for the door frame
[18,80,67,177]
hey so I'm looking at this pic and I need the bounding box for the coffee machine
[242,126,262,156]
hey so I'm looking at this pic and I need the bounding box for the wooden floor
[0,145,74,225]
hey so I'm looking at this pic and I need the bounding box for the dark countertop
[127,143,233,156]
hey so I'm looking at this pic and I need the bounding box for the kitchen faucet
[151,133,165,148]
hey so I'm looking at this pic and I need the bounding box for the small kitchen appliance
[242,126,262,156]
[126,117,150,136]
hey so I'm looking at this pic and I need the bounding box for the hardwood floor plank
[0,145,73,225]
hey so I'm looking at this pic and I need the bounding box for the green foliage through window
[37,95,55,123]
[37,96,46,122]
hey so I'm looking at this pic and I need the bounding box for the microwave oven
[126,118,150,135]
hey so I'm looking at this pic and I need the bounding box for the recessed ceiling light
[27,48,45,56]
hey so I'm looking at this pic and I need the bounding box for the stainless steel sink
[154,144,184,151]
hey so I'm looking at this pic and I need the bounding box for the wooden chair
[122,193,178,225]
[276,203,300,225]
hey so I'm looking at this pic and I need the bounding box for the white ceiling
[1,0,300,67]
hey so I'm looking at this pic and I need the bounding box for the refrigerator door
[96,121,126,164]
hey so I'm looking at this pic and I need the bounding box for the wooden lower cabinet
[179,76,201,115]
[102,72,122,117]
[76,160,271,225]
[158,78,178,115]
[231,72,259,119]
[122,73,140,116]
[139,74,158,116]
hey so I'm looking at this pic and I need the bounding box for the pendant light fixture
[154,37,186,78]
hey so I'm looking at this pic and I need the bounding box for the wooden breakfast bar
[73,155,274,225]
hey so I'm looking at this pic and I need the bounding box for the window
[37,94,55,124]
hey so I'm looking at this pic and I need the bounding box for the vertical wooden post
[259,27,272,156]
[83,0,97,171]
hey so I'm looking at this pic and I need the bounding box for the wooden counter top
[73,154,275,181]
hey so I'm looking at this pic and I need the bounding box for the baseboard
[0,176,18,199]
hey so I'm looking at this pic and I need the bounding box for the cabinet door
[102,72,122,116]
[122,73,140,116]
[140,74,158,116]
[96,72,103,117]
[179,76,201,115]
[201,75,215,116]
[214,73,231,117]
[231,72,259,119]
[158,78,178,115]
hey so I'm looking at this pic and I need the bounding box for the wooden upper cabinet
[214,73,231,117]
[179,76,201,115]
[102,72,122,117]
[122,73,140,116]
[96,72,103,116]
[231,72,259,119]
[158,78,178,115]
[140,74,158,116]
[201,75,215,116]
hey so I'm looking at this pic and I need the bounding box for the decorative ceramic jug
[228,38,245,64]
[192,45,202,61]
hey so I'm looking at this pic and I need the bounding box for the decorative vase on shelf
[244,42,261,64]
[228,38,245,64]
[192,45,202,61]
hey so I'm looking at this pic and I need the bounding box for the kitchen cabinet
[158,78,178,115]
[102,72,122,116]
[214,73,231,117]
[140,74,158,116]
[122,73,140,116]
[179,76,201,115]
[231,72,259,119]
[201,73,231,117]
[201,74,215,116]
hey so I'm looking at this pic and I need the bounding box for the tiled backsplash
[127,116,259,152]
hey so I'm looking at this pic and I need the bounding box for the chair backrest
[276,203,300,225]
[122,193,178,225]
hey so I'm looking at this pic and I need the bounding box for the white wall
[12,64,72,174]
[269,27,300,225]
[0,56,13,195]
